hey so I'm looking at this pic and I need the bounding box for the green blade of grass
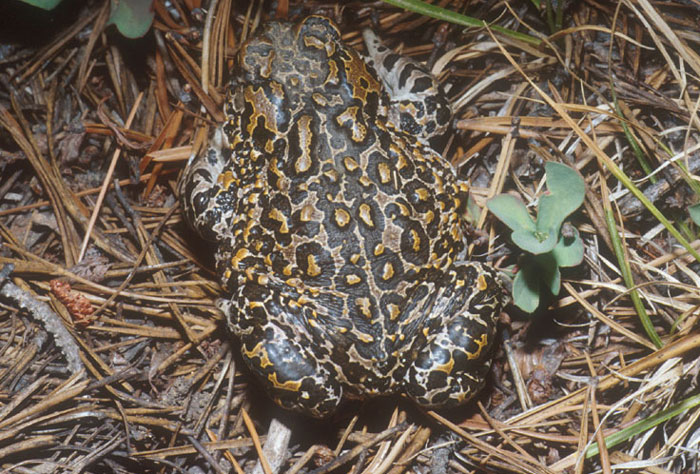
[610,86,656,183]
[379,0,541,46]
[602,191,663,349]
[586,392,700,458]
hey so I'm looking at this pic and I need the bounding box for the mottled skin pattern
[179,16,506,417]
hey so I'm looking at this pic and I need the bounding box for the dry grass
[0,0,699,472]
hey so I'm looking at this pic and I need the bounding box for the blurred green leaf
[689,203,700,226]
[109,0,155,38]
[465,195,481,226]
[16,0,62,9]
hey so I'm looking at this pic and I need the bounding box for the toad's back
[179,16,505,417]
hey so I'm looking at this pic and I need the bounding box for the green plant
[487,162,585,312]
[17,0,154,39]
[378,0,541,46]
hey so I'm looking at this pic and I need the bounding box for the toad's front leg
[178,127,236,242]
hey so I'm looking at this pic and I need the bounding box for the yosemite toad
[179,16,506,417]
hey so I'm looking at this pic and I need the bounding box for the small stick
[78,92,144,261]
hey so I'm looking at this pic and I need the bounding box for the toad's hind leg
[404,263,504,409]
[219,281,344,418]
[362,28,452,149]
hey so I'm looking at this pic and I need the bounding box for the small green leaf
[544,162,586,199]
[511,228,558,254]
[552,227,584,268]
[109,0,155,38]
[16,0,62,9]
[512,266,540,313]
[689,203,700,226]
[536,162,585,234]
[487,194,536,233]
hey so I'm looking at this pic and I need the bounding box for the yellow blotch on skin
[467,333,490,360]
[477,274,488,291]
[324,169,340,183]
[231,248,250,269]
[306,254,322,277]
[268,208,289,233]
[243,342,273,368]
[356,297,372,318]
[455,389,474,404]
[325,59,339,85]
[300,204,315,222]
[312,92,327,106]
[303,34,325,50]
[433,356,455,375]
[378,162,391,184]
[415,188,430,201]
[340,52,381,104]
[334,208,351,228]
[343,156,359,172]
[358,203,374,227]
[346,274,362,285]
[382,262,394,280]
[388,304,400,320]
[335,106,366,142]
[410,229,421,252]
[268,372,302,392]
[294,115,313,174]
[217,170,236,190]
